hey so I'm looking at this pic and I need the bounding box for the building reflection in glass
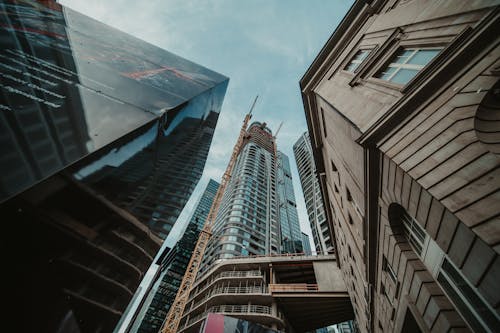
[0,1,228,332]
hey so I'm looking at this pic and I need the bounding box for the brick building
[300,1,499,332]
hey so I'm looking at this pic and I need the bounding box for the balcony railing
[188,285,269,312]
[190,270,264,300]
[184,304,277,328]
[269,283,319,292]
[218,270,262,278]
[210,304,272,315]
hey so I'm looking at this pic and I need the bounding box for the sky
[60,0,354,249]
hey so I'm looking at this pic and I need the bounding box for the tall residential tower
[202,121,303,268]
[293,132,334,254]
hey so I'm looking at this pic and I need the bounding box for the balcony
[180,304,284,333]
[186,284,272,315]
[269,283,319,292]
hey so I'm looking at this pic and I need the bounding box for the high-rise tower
[277,151,303,253]
[201,121,302,269]
[293,132,334,254]
[132,179,220,333]
[0,1,228,331]
[301,232,312,255]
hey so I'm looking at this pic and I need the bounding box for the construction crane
[273,121,283,140]
[160,96,258,333]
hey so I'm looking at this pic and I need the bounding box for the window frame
[373,47,443,85]
[438,257,500,333]
[365,39,446,92]
[342,48,373,74]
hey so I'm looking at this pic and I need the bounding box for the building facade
[132,180,220,333]
[294,132,335,254]
[301,1,499,333]
[180,254,352,333]
[277,151,303,253]
[79,111,220,240]
[301,232,312,255]
[0,1,227,332]
[202,121,303,269]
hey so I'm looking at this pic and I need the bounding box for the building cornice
[357,7,500,147]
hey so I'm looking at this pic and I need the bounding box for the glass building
[277,151,303,254]
[0,1,227,332]
[293,132,334,254]
[131,179,220,333]
[201,121,302,271]
[301,232,312,255]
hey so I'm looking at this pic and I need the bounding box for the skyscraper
[277,151,303,253]
[188,179,221,230]
[293,132,334,254]
[78,110,221,240]
[0,1,227,332]
[301,232,312,255]
[201,121,302,269]
[131,180,220,333]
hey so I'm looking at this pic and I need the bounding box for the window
[344,49,371,72]
[320,107,328,137]
[346,187,352,202]
[382,256,397,283]
[400,213,426,256]
[331,160,338,172]
[375,48,441,84]
[438,258,500,333]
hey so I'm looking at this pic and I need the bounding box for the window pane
[345,63,358,72]
[439,259,500,332]
[390,68,418,84]
[356,50,369,61]
[393,49,414,63]
[376,66,397,80]
[407,49,440,66]
[344,50,370,72]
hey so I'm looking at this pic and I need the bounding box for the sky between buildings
[60,0,354,248]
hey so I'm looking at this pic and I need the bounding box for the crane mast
[160,96,257,333]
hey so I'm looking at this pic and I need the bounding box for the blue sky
[60,0,353,248]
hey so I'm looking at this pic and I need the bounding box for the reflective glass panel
[393,49,415,63]
[390,68,419,84]
[407,49,441,66]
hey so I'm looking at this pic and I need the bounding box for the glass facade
[293,132,334,254]
[201,121,303,271]
[203,123,279,265]
[301,232,312,255]
[0,0,227,203]
[131,179,220,333]
[0,1,228,332]
[277,151,302,253]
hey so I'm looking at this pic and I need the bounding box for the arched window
[388,203,500,332]
[388,204,427,257]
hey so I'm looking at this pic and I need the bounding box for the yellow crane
[160,96,258,333]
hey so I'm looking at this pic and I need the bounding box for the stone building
[300,1,499,332]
